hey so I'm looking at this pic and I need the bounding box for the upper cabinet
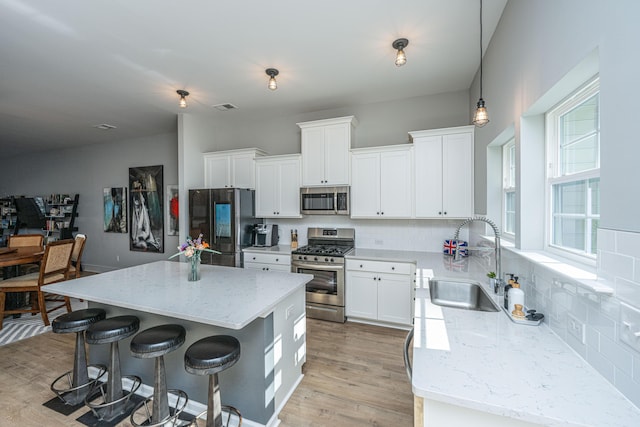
[203,148,267,189]
[297,116,357,186]
[350,145,413,219]
[255,154,302,218]
[410,125,474,219]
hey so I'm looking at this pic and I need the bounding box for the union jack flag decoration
[443,239,468,256]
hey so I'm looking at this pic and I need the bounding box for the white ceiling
[0,0,507,158]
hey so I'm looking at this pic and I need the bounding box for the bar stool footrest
[130,389,189,427]
[50,364,107,406]
[191,405,242,427]
[85,374,142,421]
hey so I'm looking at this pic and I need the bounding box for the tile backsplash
[499,228,640,408]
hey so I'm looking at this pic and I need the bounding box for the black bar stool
[184,335,242,427]
[129,324,188,427]
[50,308,107,405]
[85,315,142,422]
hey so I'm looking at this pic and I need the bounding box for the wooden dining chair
[7,233,44,275]
[0,239,75,330]
[7,233,44,249]
[67,234,87,279]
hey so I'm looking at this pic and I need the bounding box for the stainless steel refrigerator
[188,188,259,267]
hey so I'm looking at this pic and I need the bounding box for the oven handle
[292,262,344,272]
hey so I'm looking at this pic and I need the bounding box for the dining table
[0,246,44,269]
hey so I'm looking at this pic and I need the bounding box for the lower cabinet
[244,252,291,272]
[346,259,415,327]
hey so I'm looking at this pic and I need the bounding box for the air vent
[212,103,238,111]
[93,123,117,130]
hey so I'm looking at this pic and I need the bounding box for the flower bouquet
[169,234,221,281]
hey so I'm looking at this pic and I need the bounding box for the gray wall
[0,132,179,272]
[470,0,640,233]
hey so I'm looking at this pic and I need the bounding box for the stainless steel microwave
[300,186,350,215]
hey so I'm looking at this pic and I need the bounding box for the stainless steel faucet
[453,217,503,293]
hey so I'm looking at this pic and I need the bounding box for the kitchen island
[44,260,312,427]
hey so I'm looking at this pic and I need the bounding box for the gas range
[291,228,355,264]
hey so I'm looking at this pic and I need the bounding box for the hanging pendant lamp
[472,0,489,127]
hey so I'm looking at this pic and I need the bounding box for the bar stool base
[130,389,189,427]
[85,374,142,422]
[190,405,242,427]
[50,364,107,406]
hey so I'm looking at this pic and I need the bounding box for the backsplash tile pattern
[498,228,640,408]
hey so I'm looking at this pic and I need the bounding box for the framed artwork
[129,165,164,252]
[166,185,179,236]
[103,187,127,233]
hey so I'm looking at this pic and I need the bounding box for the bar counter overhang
[44,260,312,426]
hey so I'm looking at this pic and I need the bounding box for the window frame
[545,77,600,262]
[502,138,516,239]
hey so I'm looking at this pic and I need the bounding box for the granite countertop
[350,249,640,426]
[43,260,312,330]
[243,244,292,255]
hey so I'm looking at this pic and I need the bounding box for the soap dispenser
[508,277,525,316]
[503,273,515,310]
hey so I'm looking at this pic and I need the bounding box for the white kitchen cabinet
[203,148,267,189]
[350,145,413,218]
[244,251,291,272]
[410,125,474,218]
[297,116,357,186]
[346,259,415,327]
[255,154,302,218]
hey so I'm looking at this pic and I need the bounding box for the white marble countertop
[243,245,292,254]
[346,249,640,426]
[43,260,312,330]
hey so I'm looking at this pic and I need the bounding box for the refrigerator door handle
[212,201,217,244]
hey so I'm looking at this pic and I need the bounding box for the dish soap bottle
[508,277,524,316]
[503,273,515,310]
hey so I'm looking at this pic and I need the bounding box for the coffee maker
[253,224,279,247]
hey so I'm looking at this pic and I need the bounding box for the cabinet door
[377,272,412,325]
[442,132,473,218]
[380,149,412,218]
[346,271,378,320]
[278,158,302,217]
[301,127,326,186]
[414,136,444,217]
[231,152,257,189]
[324,123,350,185]
[204,155,231,188]
[255,161,280,217]
[350,152,380,218]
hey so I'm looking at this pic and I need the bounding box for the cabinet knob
[443,211,447,215]
[391,266,395,270]
[276,258,279,262]
[438,211,442,215]
[360,264,363,268]
[376,212,380,215]
[381,212,384,215]
[253,257,256,260]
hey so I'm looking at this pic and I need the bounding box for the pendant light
[472,0,489,127]
[392,38,409,67]
[176,90,189,108]
[265,68,279,91]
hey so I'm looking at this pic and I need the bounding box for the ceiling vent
[93,123,117,130]
[212,103,238,111]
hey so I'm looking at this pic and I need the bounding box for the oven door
[291,262,344,306]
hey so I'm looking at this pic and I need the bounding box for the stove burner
[292,245,353,257]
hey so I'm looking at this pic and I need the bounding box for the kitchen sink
[428,278,500,312]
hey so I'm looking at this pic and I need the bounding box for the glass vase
[188,254,201,281]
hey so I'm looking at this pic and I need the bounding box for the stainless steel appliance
[253,224,279,247]
[300,186,350,215]
[188,188,259,267]
[291,227,355,323]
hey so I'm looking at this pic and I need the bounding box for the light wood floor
[0,318,413,427]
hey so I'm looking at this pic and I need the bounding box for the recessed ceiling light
[212,103,239,111]
[93,124,117,130]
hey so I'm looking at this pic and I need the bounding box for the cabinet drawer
[245,262,290,272]
[346,259,412,275]
[244,252,291,266]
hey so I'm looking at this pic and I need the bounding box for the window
[546,78,599,258]
[502,139,516,237]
